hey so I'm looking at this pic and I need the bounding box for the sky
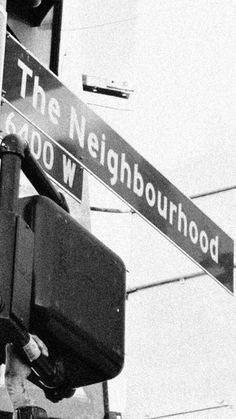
[59,2,236,417]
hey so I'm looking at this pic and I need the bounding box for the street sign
[0,101,83,202]
[2,33,234,293]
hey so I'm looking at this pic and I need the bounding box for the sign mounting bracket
[0,133,69,213]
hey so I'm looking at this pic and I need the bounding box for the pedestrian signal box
[0,133,126,401]
[0,125,125,404]
[18,194,126,389]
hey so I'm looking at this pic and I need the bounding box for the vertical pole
[0,1,6,94]
[0,135,25,212]
[50,0,63,75]
[0,1,8,205]
[103,381,110,417]
[0,153,21,211]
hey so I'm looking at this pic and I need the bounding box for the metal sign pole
[0,134,24,212]
[0,3,6,91]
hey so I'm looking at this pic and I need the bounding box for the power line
[127,271,203,295]
[90,184,236,213]
[149,403,231,418]
[126,264,236,295]
[64,17,137,32]
[190,185,236,199]
[87,102,134,112]
[90,185,236,294]
[90,206,134,214]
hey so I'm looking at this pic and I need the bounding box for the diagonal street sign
[1,33,234,293]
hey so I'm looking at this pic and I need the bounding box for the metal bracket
[0,134,69,212]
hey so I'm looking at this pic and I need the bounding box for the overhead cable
[149,403,231,418]
[66,17,136,32]
[126,264,236,295]
[90,185,236,213]
[190,185,236,199]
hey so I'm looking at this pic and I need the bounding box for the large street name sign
[1,33,234,293]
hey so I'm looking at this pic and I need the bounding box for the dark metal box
[20,195,126,387]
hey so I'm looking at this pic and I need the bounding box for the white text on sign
[5,111,77,190]
[17,59,221,265]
